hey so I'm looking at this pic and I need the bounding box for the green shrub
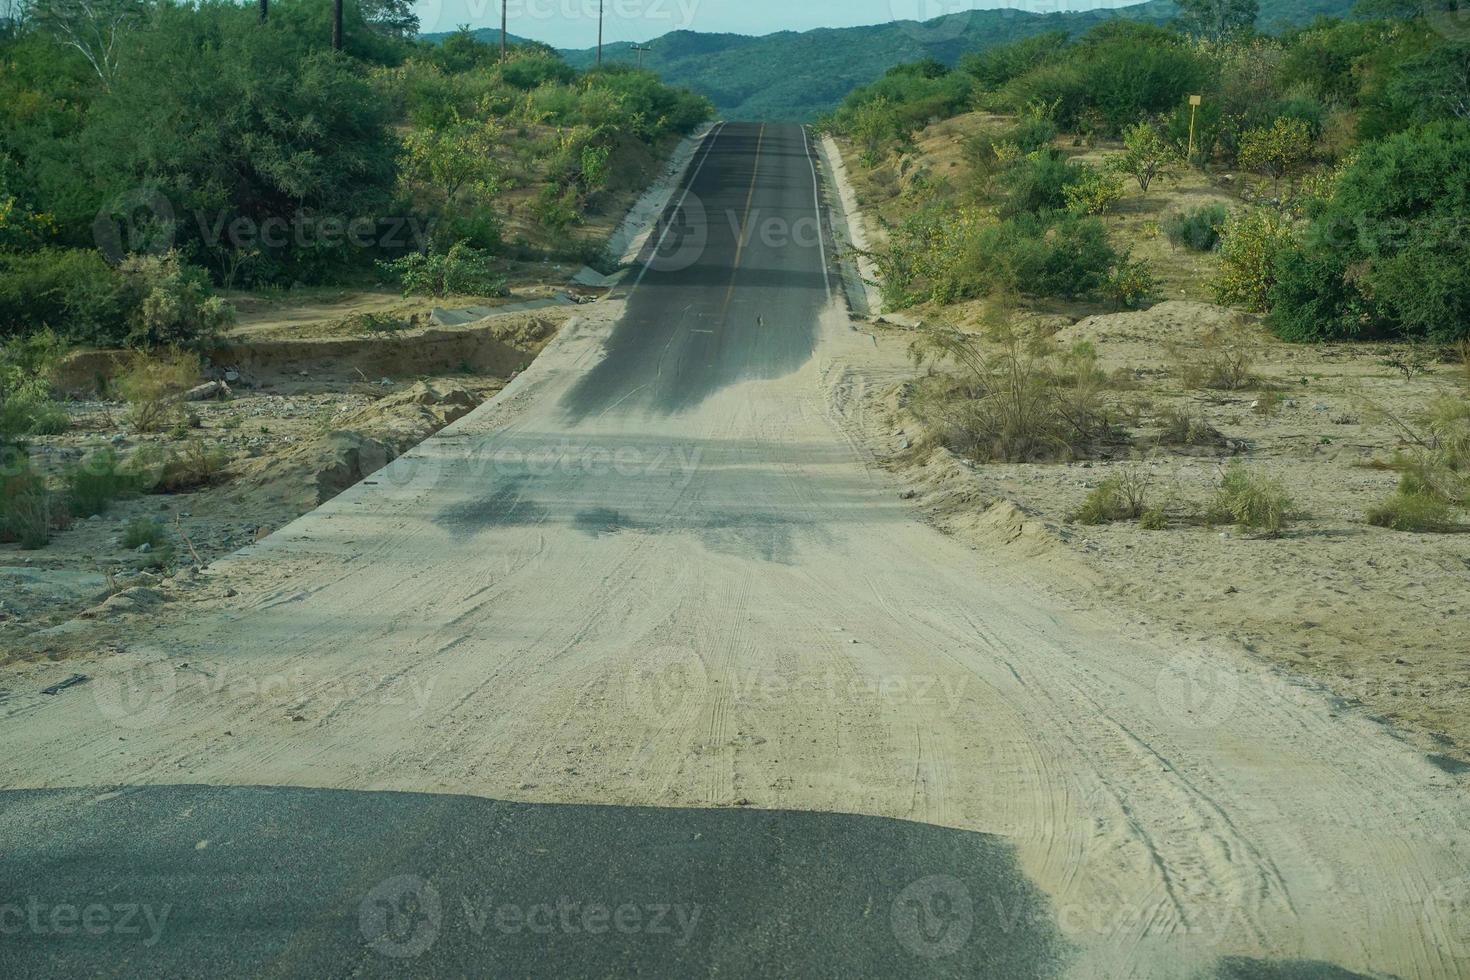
[64,448,152,517]
[0,249,132,344]
[1156,407,1223,446]
[1108,121,1183,193]
[1238,117,1314,184]
[1073,469,1149,524]
[999,23,1211,134]
[1062,165,1125,216]
[116,252,233,350]
[1214,209,1297,312]
[380,242,509,297]
[156,439,231,492]
[1104,257,1157,310]
[1007,117,1057,154]
[1210,464,1292,535]
[0,458,54,549]
[995,150,1082,217]
[0,331,68,443]
[531,184,583,233]
[1366,484,1459,531]
[1269,121,1470,342]
[122,517,167,550]
[1163,204,1228,252]
[956,214,1121,301]
[1138,507,1167,530]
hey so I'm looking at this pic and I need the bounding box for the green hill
[431,0,1358,121]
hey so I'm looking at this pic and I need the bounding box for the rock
[899,489,917,500]
[182,381,231,402]
[135,543,152,554]
[224,370,240,383]
[110,434,126,446]
[80,587,164,619]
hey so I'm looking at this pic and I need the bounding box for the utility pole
[258,0,267,22]
[597,0,604,66]
[501,0,507,63]
[631,44,651,69]
[331,0,342,50]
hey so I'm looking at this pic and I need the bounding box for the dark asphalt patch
[0,786,1070,978]
[1212,956,1377,979]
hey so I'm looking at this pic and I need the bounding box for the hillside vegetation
[0,2,710,352]
[448,0,1358,120]
[826,13,1470,344]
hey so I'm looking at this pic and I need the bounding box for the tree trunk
[501,0,507,63]
[331,0,343,51]
[258,0,267,22]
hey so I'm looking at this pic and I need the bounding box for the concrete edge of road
[603,120,726,271]
[815,133,884,318]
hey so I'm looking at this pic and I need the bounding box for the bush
[1108,121,1183,193]
[380,242,509,297]
[967,214,1122,301]
[0,458,54,549]
[1104,257,1157,310]
[1163,204,1228,252]
[995,150,1084,217]
[1063,165,1125,216]
[1173,323,1258,390]
[65,449,147,518]
[1268,121,1470,342]
[155,439,231,492]
[1210,464,1292,535]
[0,249,227,349]
[908,319,1119,463]
[122,517,167,551]
[1156,407,1224,446]
[1214,209,1297,312]
[999,23,1211,134]
[0,331,68,443]
[116,252,233,350]
[1367,485,1460,532]
[1073,468,1149,524]
[115,350,201,433]
[0,249,132,344]
[1238,117,1314,184]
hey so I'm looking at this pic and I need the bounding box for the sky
[414,0,1136,47]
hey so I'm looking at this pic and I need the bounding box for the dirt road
[2,123,1467,978]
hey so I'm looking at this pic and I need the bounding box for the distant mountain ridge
[426,0,1357,121]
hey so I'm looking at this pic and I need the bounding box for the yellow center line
[717,123,765,325]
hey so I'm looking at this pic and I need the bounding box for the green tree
[1238,117,1313,185]
[1108,122,1182,193]
[31,0,144,91]
[1175,0,1259,42]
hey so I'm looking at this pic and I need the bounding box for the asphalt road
[2,124,1466,978]
[564,123,831,419]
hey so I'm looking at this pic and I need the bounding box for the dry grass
[908,314,1121,463]
[1210,463,1293,536]
[1170,320,1258,391]
[1072,467,1150,524]
[1367,487,1462,533]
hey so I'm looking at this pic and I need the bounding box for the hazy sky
[414,0,1135,47]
